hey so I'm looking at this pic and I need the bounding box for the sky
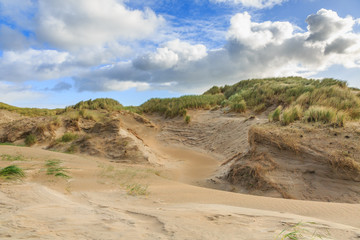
[0,0,360,108]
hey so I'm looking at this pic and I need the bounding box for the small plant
[0,165,25,179]
[61,132,78,142]
[45,159,70,178]
[269,106,283,122]
[185,115,191,124]
[25,134,37,146]
[126,183,148,196]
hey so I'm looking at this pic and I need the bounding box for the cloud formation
[73,9,360,92]
[35,0,164,50]
[0,3,360,95]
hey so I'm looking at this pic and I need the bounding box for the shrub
[25,134,37,146]
[281,105,303,125]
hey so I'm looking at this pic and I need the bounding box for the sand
[1,110,360,239]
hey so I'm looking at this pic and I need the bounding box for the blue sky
[0,0,360,108]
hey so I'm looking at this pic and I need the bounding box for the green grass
[281,105,303,125]
[269,106,282,122]
[141,94,225,118]
[60,132,78,143]
[45,159,70,178]
[65,98,123,111]
[0,102,60,117]
[0,165,25,179]
[185,115,191,124]
[0,154,25,161]
[25,134,37,146]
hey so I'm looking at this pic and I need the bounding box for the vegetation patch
[276,222,330,240]
[0,154,25,162]
[60,132,78,143]
[45,159,70,178]
[25,134,37,146]
[66,98,123,111]
[184,115,191,124]
[0,165,25,179]
[126,183,149,196]
[141,94,225,118]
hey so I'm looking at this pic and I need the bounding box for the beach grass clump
[184,115,191,124]
[60,132,78,143]
[303,106,336,124]
[281,105,303,125]
[0,165,25,179]
[269,106,283,122]
[25,134,37,146]
[45,159,70,178]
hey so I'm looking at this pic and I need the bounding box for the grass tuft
[60,132,78,143]
[45,159,70,178]
[25,134,37,146]
[0,165,25,179]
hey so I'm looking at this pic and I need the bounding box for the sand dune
[1,109,360,239]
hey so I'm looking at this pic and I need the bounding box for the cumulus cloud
[74,9,360,92]
[227,12,294,49]
[35,0,164,50]
[306,9,355,42]
[133,39,207,70]
[211,0,286,9]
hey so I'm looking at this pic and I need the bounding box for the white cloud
[133,39,207,70]
[0,49,70,82]
[0,82,44,104]
[35,0,165,50]
[211,0,286,9]
[74,9,360,93]
[227,12,294,49]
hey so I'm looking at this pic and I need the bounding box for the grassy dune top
[1,77,360,126]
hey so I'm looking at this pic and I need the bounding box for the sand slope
[1,143,360,239]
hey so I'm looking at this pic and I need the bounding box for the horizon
[0,0,360,108]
